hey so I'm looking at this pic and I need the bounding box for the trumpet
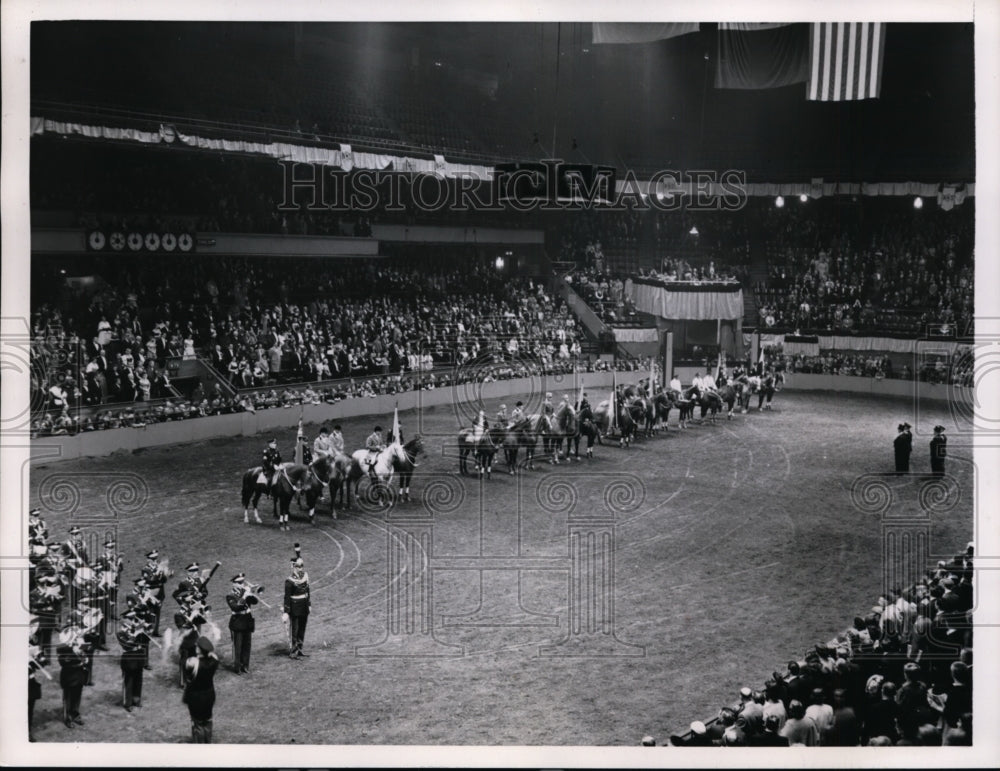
[240,582,271,609]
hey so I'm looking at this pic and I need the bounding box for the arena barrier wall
[28,371,957,464]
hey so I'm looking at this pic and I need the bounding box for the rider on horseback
[364,426,384,482]
[510,401,525,425]
[496,404,508,427]
[262,439,282,498]
[669,372,683,397]
[542,392,555,421]
[576,393,592,421]
[312,426,334,462]
[329,425,345,455]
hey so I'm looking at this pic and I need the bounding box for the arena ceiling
[31,21,974,181]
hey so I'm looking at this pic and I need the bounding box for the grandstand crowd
[669,544,974,747]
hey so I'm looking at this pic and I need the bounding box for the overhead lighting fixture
[689,226,699,236]
[495,256,505,269]
[775,196,785,208]
[913,197,923,209]
[799,194,808,203]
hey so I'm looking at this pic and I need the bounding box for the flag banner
[810,177,824,199]
[578,379,586,410]
[649,357,657,397]
[938,185,959,211]
[593,22,699,45]
[715,23,810,90]
[610,370,619,433]
[807,22,885,101]
[391,405,401,445]
[294,417,304,465]
[719,23,792,32]
[715,351,723,381]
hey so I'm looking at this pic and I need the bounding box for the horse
[351,442,411,506]
[595,399,637,447]
[271,461,332,529]
[737,375,759,413]
[757,372,784,410]
[240,466,269,524]
[457,425,502,477]
[630,395,656,437]
[696,388,724,424]
[502,417,545,473]
[331,451,364,510]
[716,382,742,419]
[392,436,423,500]
[652,390,677,431]
[548,402,578,462]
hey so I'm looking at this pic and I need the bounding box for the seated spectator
[779,700,819,747]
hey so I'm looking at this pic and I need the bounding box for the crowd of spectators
[669,544,974,747]
[763,345,973,386]
[752,198,974,336]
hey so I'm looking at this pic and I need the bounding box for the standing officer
[894,423,913,473]
[226,573,258,675]
[117,611,148,712]
[282,555,311,658]
[930,425,947,476]
[57,626,90,728]
[183,637,220,743]
[141,549,171,636]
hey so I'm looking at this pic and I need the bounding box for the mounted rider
[510,401,526,425]
[312,426,334,462]
[364,426,385,481]
[262,438,282,497]
[577,393,593,423]
[496,404,508,427]
[669,372,683,397]
[329,425,345,455]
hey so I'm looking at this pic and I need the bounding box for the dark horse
[458,426,502,477]
[595,398,638,448]
[757,372,784,410]
[241,457,334,530]
[548,402,578,462]
[716,382,743,419]
[502,416,546,473]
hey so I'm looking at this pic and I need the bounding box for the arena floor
[27,389,974,745]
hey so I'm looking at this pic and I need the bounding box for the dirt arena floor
[26,389,975,745]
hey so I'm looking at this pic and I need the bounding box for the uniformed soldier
[173,562,209,605]
[28,508,48,549]
[262,438,282,496]
[183,637,220,743]
[57,626,90,728]
[364,426,385,481]
[94,538,121,633]
[282,556,311,658]
[140,549,170,637]
[930,425,947,476]
[28,634,49,741]
[30,572,63,657]
[117,612,148,712]
[226,573,258,675]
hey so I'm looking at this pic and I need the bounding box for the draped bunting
[29,117,492,180]
[31,116,974,196]
[715,23,810,90]
[592,23,699,44]
[611,327,659,343]
[747,332,962,355]
[626,279,743,320]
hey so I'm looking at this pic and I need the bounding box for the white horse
[351,443,409,505]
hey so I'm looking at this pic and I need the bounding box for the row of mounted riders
[240,372,782,525]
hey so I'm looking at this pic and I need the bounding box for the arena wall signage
[86,230,195,254]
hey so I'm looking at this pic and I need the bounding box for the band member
[117,613,148,712]
[57,626,90,728]
[140,550,170,636]
[510,401,525,424]
[174,600,205,688]
[183,637,220,743]
[262,438,282,495]
[61,525,90,570]
[95,538,123,624]
[930,425,947,476]
[30,573,63,657]
[226,574,259,675]
[28,508,49,547]
[365,426,384,480]
[28,636,49,741]
[283,556,311,658]
[173,563,209,606]
[894,422,913,473]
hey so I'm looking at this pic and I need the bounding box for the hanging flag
[593,22,699,45]
[610,369,619,433]
[758,345,766,375]
[294,414,304,465]
[578,378,586,410]
[391,403,401,446]
[715,23,810,90]
[649,356,657,398]
[715,351,723,382]
[807,22,885,101]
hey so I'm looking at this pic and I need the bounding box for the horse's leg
[253,489,262,524]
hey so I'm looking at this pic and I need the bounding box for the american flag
[808,22,885,101]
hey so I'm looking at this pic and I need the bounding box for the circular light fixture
[495,256,505,270]
[913,197,924,209]
[775,196,785,208]
[799,194,808,203]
